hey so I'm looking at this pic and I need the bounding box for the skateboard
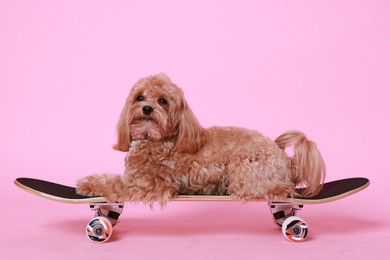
[14,177,369,243]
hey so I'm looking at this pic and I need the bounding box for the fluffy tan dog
[76,74,326,207]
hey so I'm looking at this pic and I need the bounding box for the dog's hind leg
[227,153,295,201]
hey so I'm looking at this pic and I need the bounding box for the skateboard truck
[268,202,308,242]
[86,202,125,243]
[268,202,303,227]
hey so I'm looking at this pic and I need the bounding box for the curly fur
[76,74,326,207]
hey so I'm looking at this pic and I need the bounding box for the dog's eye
[158,98,168,105]
[136,95,144,102]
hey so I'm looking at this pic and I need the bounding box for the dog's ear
[174,99,207,153]
[112,100,132,152]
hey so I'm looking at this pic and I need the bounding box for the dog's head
[113,74,207,153]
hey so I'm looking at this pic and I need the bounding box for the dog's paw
[75,175,103,197]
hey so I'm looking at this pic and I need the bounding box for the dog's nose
[142,106,153,115]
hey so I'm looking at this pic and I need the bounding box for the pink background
[1,0,389,259]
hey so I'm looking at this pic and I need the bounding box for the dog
[76,73,326,207]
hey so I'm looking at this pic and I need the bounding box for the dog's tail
[275,130,326,197]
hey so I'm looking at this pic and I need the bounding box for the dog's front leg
[122,168,180,208]
[76,170,179,208]
[76,174,122,199]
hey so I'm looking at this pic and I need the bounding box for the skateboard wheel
[86,216,113,243]
[282,216,308,242]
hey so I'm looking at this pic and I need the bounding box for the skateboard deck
[14,177,369,243]
[14,177,369,204]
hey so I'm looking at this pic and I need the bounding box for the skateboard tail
[14,178,106,204]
